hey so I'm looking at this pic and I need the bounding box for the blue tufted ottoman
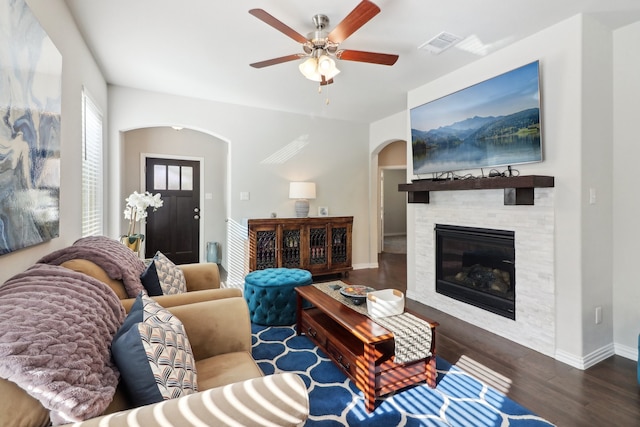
[244,268,313,326]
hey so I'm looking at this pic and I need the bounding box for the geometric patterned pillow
[153,251,187,295]
[111,294,197,407]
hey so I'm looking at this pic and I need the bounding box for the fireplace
[435,224,515,319]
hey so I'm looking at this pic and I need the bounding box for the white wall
[612,20,640,360]
[0,0,107,285]
[108,87,372,284]
[579,16,614,362]
[374,14,627,366]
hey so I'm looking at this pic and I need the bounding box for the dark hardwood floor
[342,253,640,427]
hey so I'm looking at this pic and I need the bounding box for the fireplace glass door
[435,224,515,319]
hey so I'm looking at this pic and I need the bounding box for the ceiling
[63,0,640,123]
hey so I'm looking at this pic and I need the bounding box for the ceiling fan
[249,0,399,86]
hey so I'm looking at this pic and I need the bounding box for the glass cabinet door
[281,227,302,268]
[308,225,328,271]
[253,227,278,270]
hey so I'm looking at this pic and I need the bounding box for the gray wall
[383,169,406,236]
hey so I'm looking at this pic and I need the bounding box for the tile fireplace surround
[408,187,555,356]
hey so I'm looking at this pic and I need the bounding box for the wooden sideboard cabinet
[248,216,353,277]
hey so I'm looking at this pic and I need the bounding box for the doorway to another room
[122,127,228,270]
[381,167,407,254]
[377,139,407,256]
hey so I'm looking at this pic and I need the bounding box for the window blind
[81,90,103,237]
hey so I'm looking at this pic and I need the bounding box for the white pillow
[153,251,187,295]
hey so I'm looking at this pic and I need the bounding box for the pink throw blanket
[0,264,126,425]
[38,235,146,297]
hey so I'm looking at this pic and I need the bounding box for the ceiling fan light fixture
[299,54,340,82]
[299,57,318,78]
[250,2,398,90]
[323,65,340,80]
[317,54,335,73]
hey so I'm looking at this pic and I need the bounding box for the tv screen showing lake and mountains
[410,61,542,176]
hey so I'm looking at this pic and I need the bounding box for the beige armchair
[60,259,241,311]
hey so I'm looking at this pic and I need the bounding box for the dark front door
[144,157,200,264]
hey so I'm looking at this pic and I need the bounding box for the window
[152,164,193,191]
[81,90,103,237]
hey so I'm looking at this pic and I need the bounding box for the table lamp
[289,182,316,217]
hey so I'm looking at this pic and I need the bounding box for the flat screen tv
[410,61,542,177]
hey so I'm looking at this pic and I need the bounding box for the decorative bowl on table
[366,289,405,318]
[340,285,375,305]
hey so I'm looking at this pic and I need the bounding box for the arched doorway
[121,127,228,271]
[378,140,407,254]
[370,139,407,261]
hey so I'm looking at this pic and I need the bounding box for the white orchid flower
[123,190,164,236]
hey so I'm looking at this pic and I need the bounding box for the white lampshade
[298,55,340,82]
[289,182,316,200]
[317,55,337,75]
[299,57,318,78]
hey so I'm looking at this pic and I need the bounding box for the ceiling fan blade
[320,78,334,86]
[337,49,398,66]
[328,0,381,44]
[249,9,308,44]
[250,54,303,69]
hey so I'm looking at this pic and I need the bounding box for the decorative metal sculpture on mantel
[121,191,163,254]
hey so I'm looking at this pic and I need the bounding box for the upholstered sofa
[60,257,241,312]
[0,237,309,426]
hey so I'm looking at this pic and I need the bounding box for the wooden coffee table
[295,284,438,412]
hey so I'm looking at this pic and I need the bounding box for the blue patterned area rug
[252,324,555,427]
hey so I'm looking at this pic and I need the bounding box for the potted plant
[121,191,163,253]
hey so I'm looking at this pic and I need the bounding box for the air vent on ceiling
[418,31,463,54]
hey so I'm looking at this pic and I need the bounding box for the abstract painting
[0,0,61,254]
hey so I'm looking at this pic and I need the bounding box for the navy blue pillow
[111,294,162,406]
[140,261,163,296]
[113,293,144,343]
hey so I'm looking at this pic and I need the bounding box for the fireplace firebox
[435,224,515,319]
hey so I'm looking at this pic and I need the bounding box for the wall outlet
[240,191,250,201]
[595,306,602,324]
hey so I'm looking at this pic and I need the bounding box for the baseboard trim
[554,350,585,369]
[583,344,616,369]
[403,290,635,368]
[615,343,638,361]
[556,344,615,370]
[353,263,377,270]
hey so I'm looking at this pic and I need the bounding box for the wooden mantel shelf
[398,175,554,206]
